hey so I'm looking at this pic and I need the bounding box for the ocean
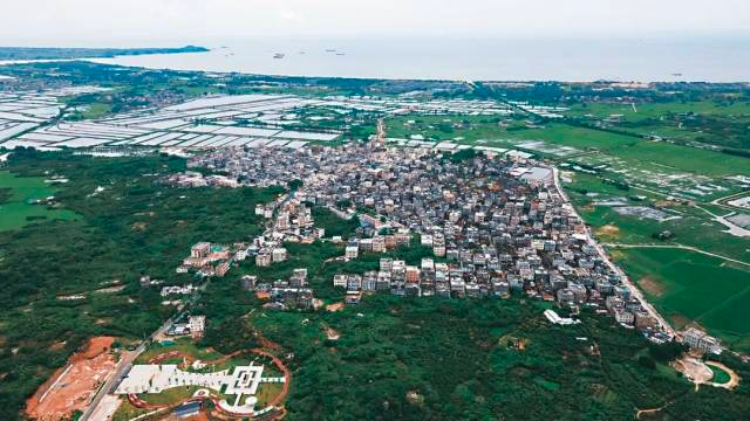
[91,37,750,82]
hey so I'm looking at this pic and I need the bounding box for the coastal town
[4,86,742,420]
[3,1,750,419]
[175,136,705,348]
[2,72,748,420]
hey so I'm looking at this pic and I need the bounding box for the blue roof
[174,401,202,416]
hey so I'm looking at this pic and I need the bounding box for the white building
[272,248,288,263]
[189,316,206,337]
[682,328,722,354]
[345,245,359,260]
[544,309,580,326]
[333,274,348,288]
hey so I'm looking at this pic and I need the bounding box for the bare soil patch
[324,327,341,341]
[638,277,666,297]
[670,314,693,330]
[26,337,117,421]
[673,356,713,386]
[131,222,148,231]
[326,302,345,312]
[595,224,620,238]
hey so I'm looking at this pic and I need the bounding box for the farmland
[564,100,750,151]
[614,247,750,351]
[561,143,750,347]
[566,173,750,262]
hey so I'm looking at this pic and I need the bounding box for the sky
[2,0,749,47]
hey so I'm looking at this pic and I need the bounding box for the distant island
[0,45,209,60]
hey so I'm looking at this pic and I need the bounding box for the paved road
[550,167,676,338]
[375,118,385,145]
[694,205,750,238]
[81,313,178,421]
[711,190,750,211]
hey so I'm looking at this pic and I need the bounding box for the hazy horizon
[2,0,750,47]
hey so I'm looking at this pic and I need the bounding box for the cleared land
[26,337,117,421]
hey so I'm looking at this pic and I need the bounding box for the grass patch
[137,386,200,406]
[0,171,79,231]
[137,337,223,364]
[709,365,732,384]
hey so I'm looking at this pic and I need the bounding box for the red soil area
[26,337,117,421]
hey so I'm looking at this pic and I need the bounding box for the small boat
[273,53,285,59]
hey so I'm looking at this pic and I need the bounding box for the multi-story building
[682,328,722,354]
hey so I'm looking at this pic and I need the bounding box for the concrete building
[682,328,722,354]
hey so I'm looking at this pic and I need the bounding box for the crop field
[565,101,750,121]
[385,116,640,151]
[563,137,750,204]
[567,173,750,260]
[613,247,750,351]
[595,140,750,177]
[564,100,750,150]
[385,115,517,143]
[0,170,79,231]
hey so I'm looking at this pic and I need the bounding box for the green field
[0,171,79,231]
[136,337,223,364]
[564,155,750,352]
[385,116,642,151]
[565,101,750,122]
[563,100,750,151]
[567,173,750,263]
[613,248,750,351]
[70,102,113,120]
[137,386,201,406]
[593,140,750,178]
[710,365,733,385]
